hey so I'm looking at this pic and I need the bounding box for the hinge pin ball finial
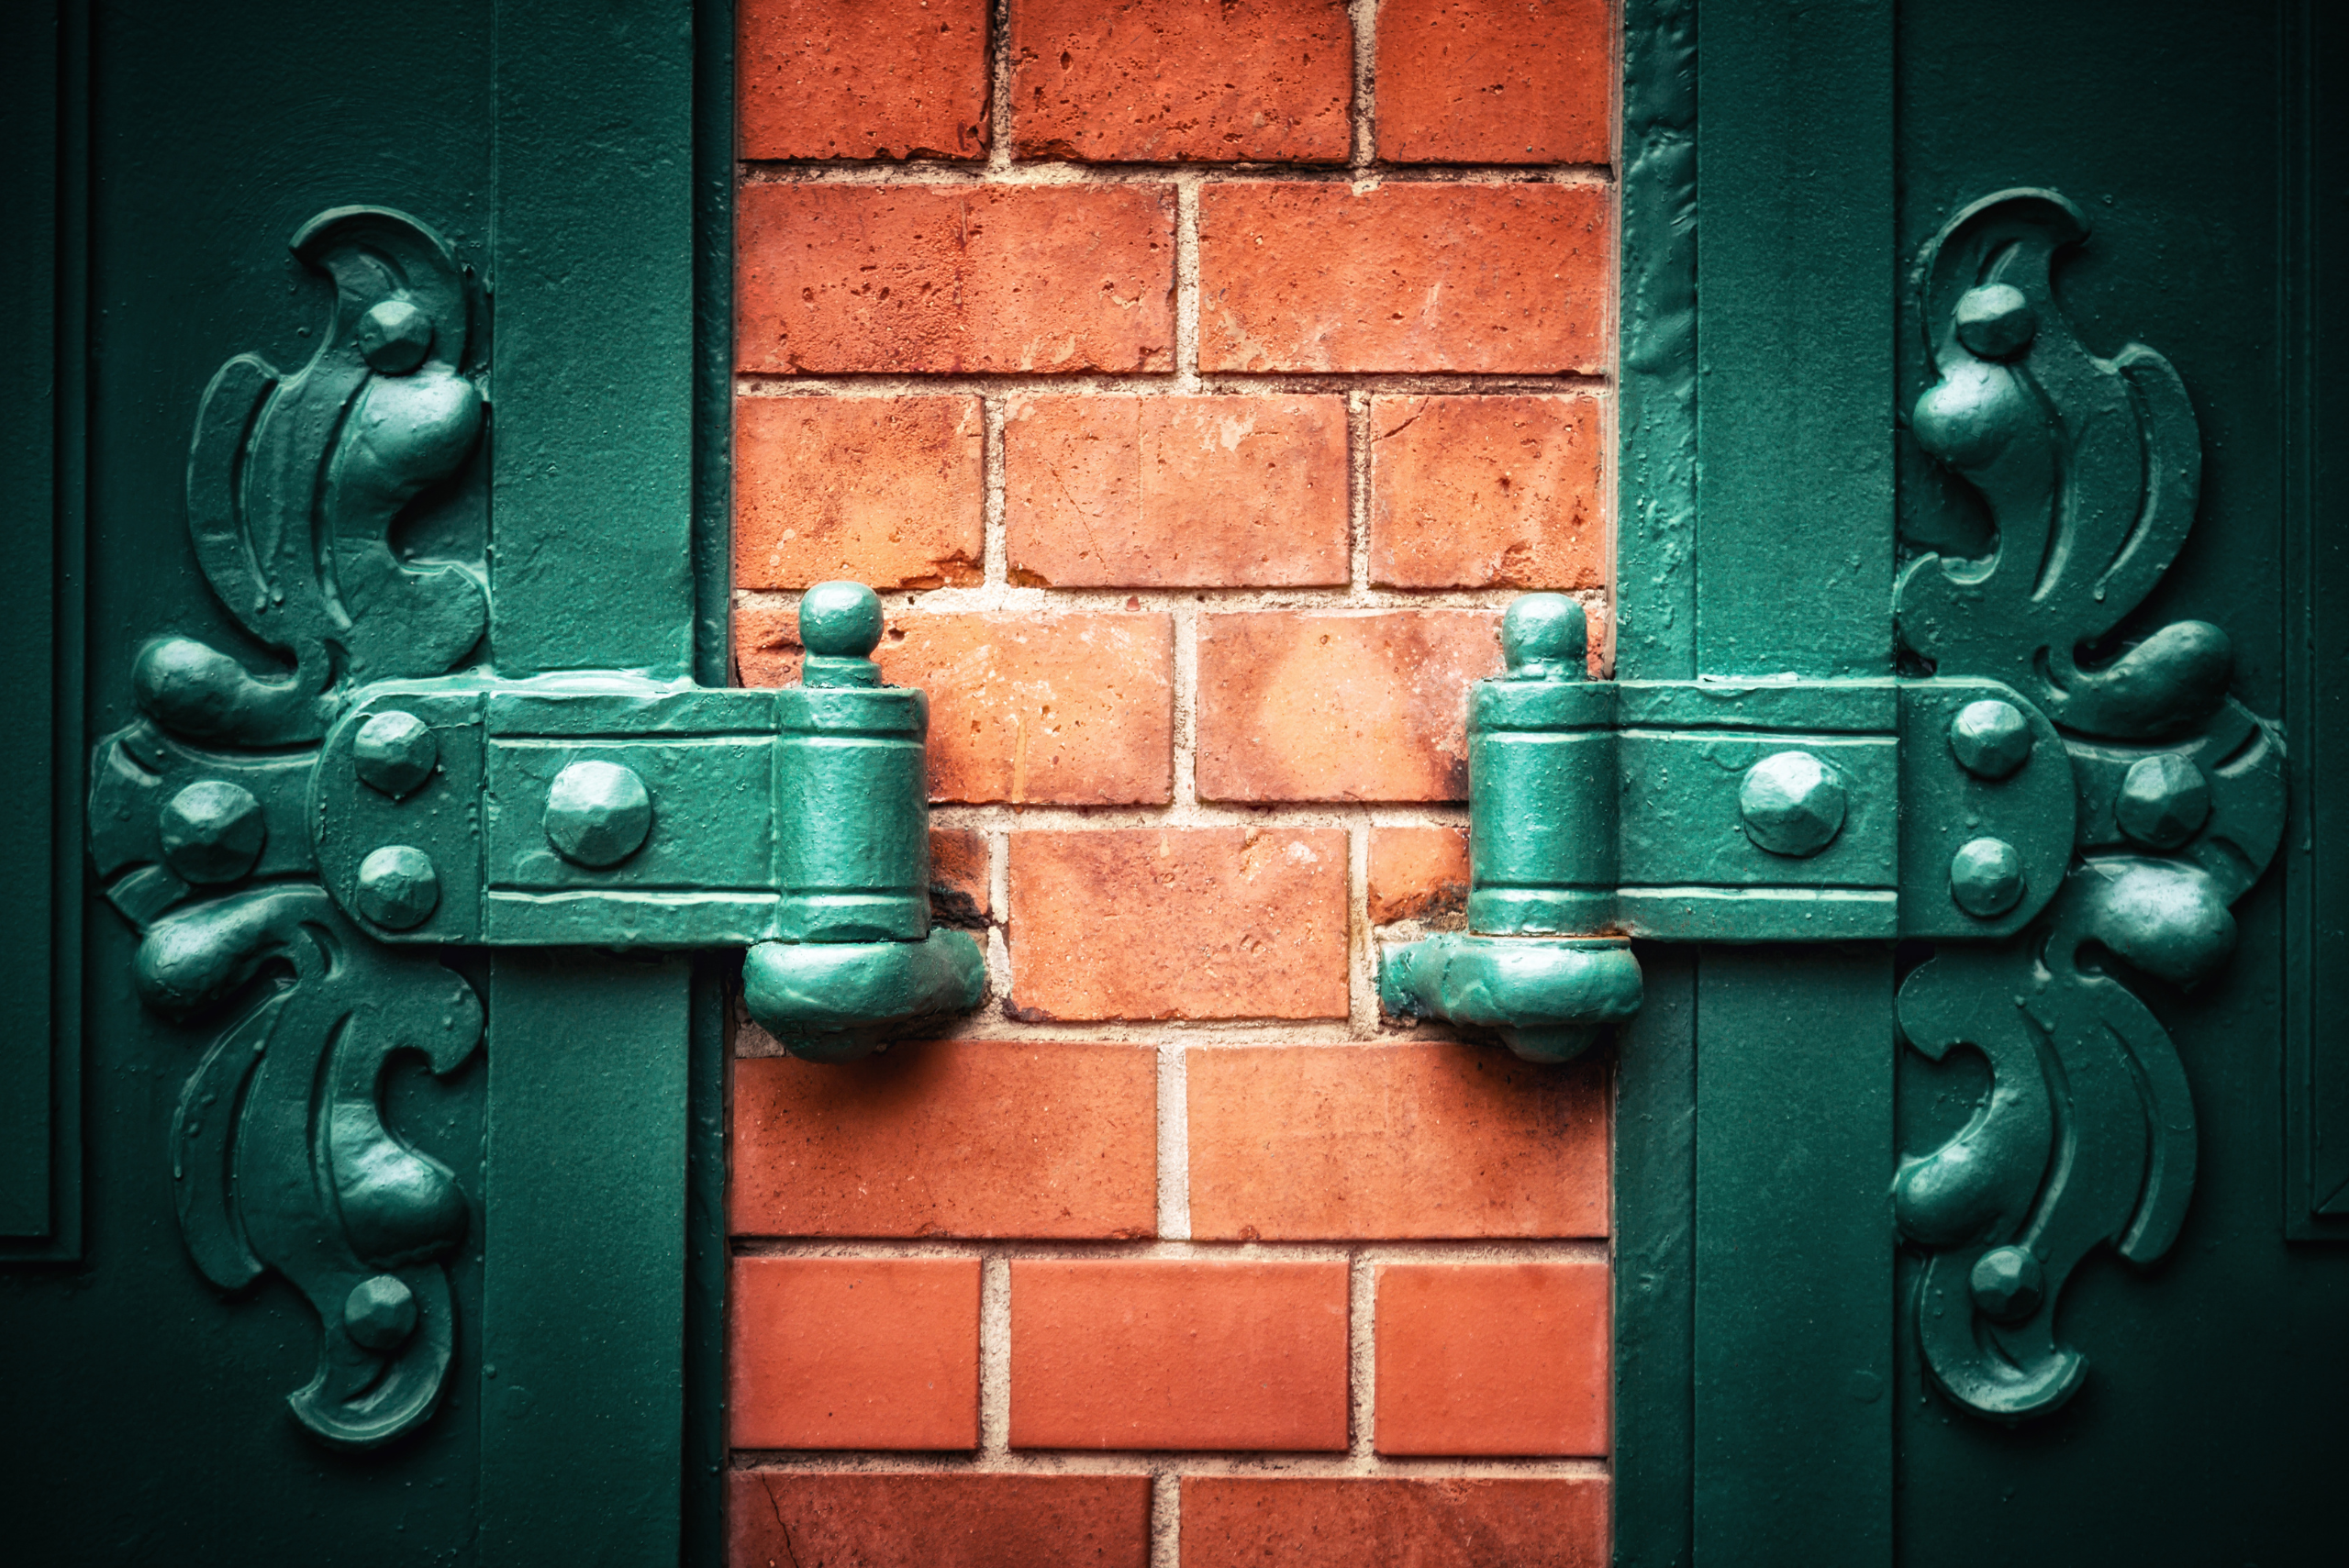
[799,581,885,660]
[1500,594,1586,681]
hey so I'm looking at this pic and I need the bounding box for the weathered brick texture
[1008,1260,1350,1450]
[735,395,984,592]
[738,0,991,161]
[1186,1044,1609,1239]
[731,1042,1157,1239]
[1181,1477,1610,1568]
[730,1473,1152,1568]
[731,0,1620,1550]
[1375,0,1615,165]
[1196,611,1503,802]
[738,183,1175,373]
[1010,0,1353,163]
[1371,395,1607,590]
[1007,828,1350,1020]
[1367,824,1471,925]
[1375,1261,1611,1455]
[730,1256,981,1450]
[1005,395,1349,586]
[1197,182,1610,373]
[929,826,990,926]
[736,608,1176,803]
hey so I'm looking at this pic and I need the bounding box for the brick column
[728,4,1617,1564]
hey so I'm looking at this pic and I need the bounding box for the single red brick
[1007,828,1348,1021]
[738,0,990,161]
[735,396,984,592]
[729,1042,1156,1239]
[731,1473,1152,1568]
[930,826,990,928]
[1371,395,1606,590]
[1008,1260,1349,1450]
[735,609,1174,802]
[1367,825,1469,925]
[730,1257,980,1450]
[1198,182,1609,373]
[878,613,1175,805]
[1196,612,1501,802]
[739,183,1175,373]
[1005,395,1348,586]
[1180,1477,1609,1568]
[1187,1042,1609,1239]
[1375,1261,1610,1455]
[1010,0,1352,163]
[1375,0,1613,165]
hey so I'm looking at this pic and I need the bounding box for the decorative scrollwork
[89,206,487,1448]
[136,206,486,746]
[1893,189,2285,1420]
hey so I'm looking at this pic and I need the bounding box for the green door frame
[1615,4,1899,1561]
[4,1,737,1559]
[1613,4,2349,1562]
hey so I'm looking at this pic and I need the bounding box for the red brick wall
[729,3,1616,1563]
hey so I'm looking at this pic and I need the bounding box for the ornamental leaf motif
[88,207,487,1449]
[1892,189,2285,1420]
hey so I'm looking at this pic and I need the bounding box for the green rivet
[544,760,652,868]
[353,709,438,796]
[1947,697,2033,780]
[158,780,267,884]
[1738,751,1847,858]
[357,844,440,929]
[1949,836,2026,917]
[1968,1245,2045,1322]
[798,580,884,659]
[343,1273,418,1352]
[357,298,433,374]
[2114,753,2210,851]
[1500,593,1587,681]
[1954,284,2036,360]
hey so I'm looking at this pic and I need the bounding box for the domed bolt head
[159,780,267,884]
[2115,753,2210,851]
[797,580,885,659]
[1954,284,2037,360]
[357,298,434,374]
[353,709,439,797]
[357,845,440,929]
[544,760,652,868]
[343,1273,418,1352]
[1738,751,1848,858]
[1948,698,2034,780]
[1950,836,2026,918]
[1968,1244,2045,1322]
[1500,593,1587,681]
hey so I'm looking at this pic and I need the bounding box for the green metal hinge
[85,206,981,1452]
[1391,187,2291,1429]
[1378,593,2077,1060]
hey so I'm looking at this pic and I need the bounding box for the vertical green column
[1689,6,1895,1565]
[1614,5,1697,1559]
[484,3,697,1562]
[481,957,689,1565]
[1693,2,1895,680]
[0,3,60,1244]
